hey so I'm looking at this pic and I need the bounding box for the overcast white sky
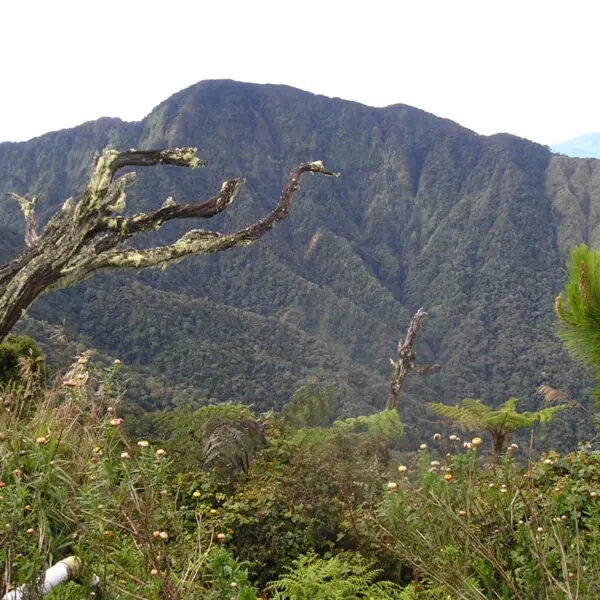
[1,0,599,145]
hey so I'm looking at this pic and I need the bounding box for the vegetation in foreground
[0,345,598,600]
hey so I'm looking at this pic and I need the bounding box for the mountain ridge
[0,79,596,448]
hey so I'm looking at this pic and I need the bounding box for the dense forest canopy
[1,80,599,446]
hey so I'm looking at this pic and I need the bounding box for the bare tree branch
[7,193,40,248]
[386,307,440,411]
[0,147,339,341]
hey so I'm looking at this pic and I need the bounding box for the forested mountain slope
[0,80,598,445]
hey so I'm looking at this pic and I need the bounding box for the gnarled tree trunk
[0,147,338,341]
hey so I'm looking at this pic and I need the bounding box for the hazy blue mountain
[552,133,600,158]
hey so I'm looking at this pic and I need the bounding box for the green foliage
[556,243,600,409]
[375,440,600,599]
[267,552,404,599]
[282,381,336,428]
[0,334,46,387]
[429,397,568,455]
[333,409,404,439]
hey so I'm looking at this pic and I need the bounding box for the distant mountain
[0,80,597,447]
[552,133,600,158]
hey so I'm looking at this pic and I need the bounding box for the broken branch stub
[0,147,339,341]
[386,307,440,411]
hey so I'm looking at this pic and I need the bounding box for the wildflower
[210,509,218,515]
[217,533,226,542]
[120,452,130,459]
[160,490,167,495]
[458,510,467,517]
[104,531,114,537]
[398,465,408,473]
[137,440,149,448]
[150,569,159,576]
[430,461,440,467]
[110,418,124,427]
[114,359,122,365]
[433,433,441,441]
[518,520,524,525]
[591,491,598,498]
[471,437,482,446]
[106,406,114,413]
[419,443,428,450]
[26,528,35,535]
[97,505,104,510]
[561,515,568,520]
[509,443,519,450]
[231,582,237,588]
[0,433,5,440]
[153,531,161,538]
[537,527,544,533]
[494,529,500,534]
[544,459,553,465]
[192,491,201,498]
[24,505,32,511]
[0,482,5,488]
[155,449,166,457]
[13,469,21,477]
[387,481,398,490]
[159,531,168,540]
[449,435,459,441]
[444,473,453,481]
[36,437,48,445]
[463,442,473,450]
[488,483,495,488]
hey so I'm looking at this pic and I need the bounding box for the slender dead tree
[0,147,338,342]
[386,307,440,411]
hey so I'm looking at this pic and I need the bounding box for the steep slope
[0,80,597,445]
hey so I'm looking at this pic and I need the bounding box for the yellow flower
[472,437,483,446]
[444,473,453,481]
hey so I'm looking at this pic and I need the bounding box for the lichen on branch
[0,147,339,341]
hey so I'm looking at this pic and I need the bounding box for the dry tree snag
[0,147,338,342]
[386,307,440,411]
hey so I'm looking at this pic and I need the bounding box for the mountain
[0,80,598,447]
[552,133,600,158]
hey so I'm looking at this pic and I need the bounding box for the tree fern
[429,398,567,455]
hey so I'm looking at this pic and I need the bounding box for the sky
[1,0,599,145]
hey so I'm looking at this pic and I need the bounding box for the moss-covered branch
[0,148,338,341]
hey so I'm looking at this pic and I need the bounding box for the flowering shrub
[373,440,600,598]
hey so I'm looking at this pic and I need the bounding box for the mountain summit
[0,80,597,445]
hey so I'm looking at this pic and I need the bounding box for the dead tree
[386,307,440,411]
[0,147,338,342]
